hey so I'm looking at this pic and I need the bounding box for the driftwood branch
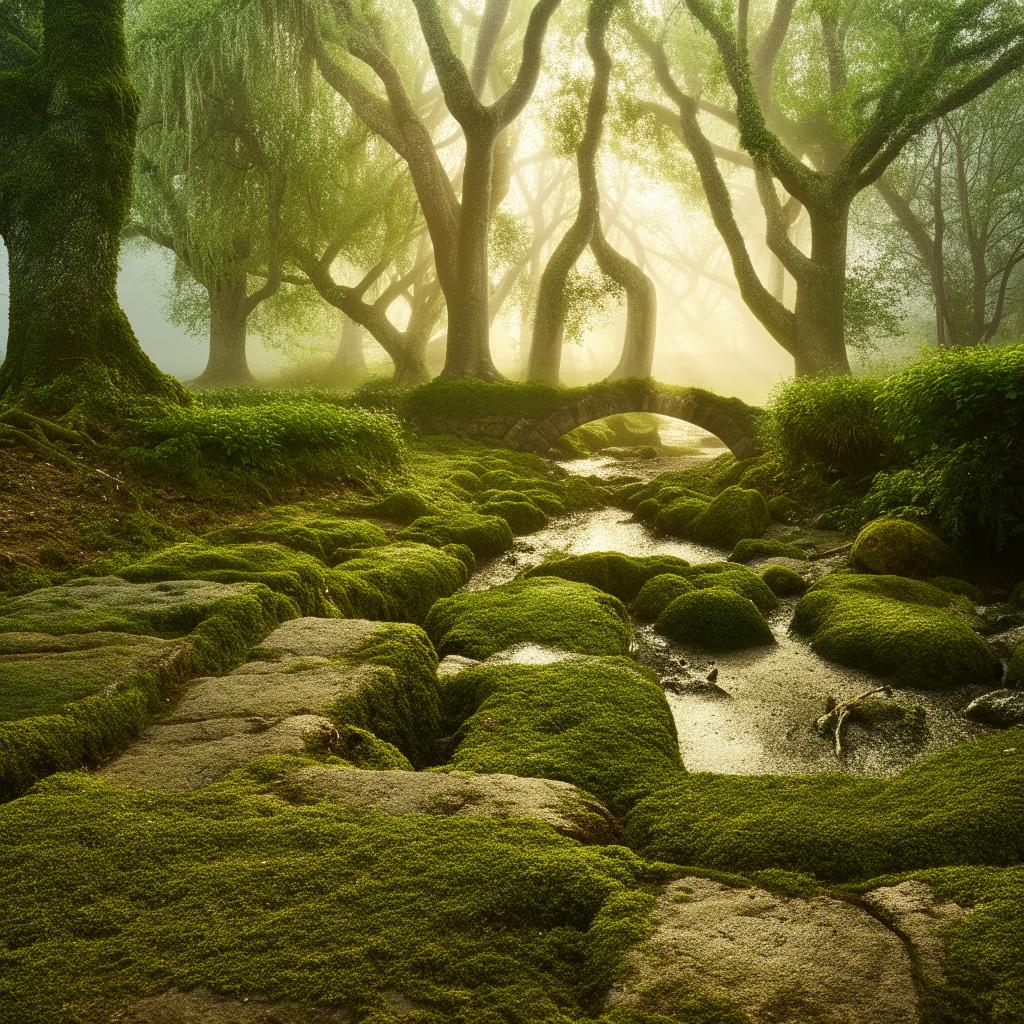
[816,685,893,757]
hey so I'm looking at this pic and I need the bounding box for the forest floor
[0,425,1021,1024]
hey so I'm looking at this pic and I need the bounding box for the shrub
[655,587,775,651]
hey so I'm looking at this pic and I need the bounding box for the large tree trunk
[596,227,658,380]
[0,0,181,408]
[392,336,431,387]
[792,204,852,376]
[441,136,502,380]
[332,318,368,379]
[193,271,254,387]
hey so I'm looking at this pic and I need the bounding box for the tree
[878,77,1024,348]
[0,0,180,406]
[311,0,565,378]
[628,0,1024,375]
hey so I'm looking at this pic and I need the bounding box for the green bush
[655,587,775,651]
[767,495,799,522]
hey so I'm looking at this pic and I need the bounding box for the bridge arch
[501,384,761,460]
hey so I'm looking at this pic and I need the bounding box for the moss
[929,576,983,603]
[119,541,339,617]
[524,551,692,603]
[441,543,475,574]
[450,469,482,492]
[398,510,514,559]
[793,573,998,689]
[767,494,800,523]
[206,513,387,561]
[479,498,549,535]
[374,488,432,525]
[330,542,468,624]
[625,729,1024,882]
[851,518,961,579]
[728,538,807,564]
[0,772,658,1020]
[760,564,809,597]
[442,658,682,812]
[519,488,568,515]
[633,497,664,524]
[424,578,632,660]
[688,486,770,550]
[562,476,607,511]
[631,564,778,622]
[1006,642,1024,686]
[655,587,775,651]
[653,498,709,537]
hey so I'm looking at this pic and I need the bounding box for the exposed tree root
[816,686,893,757]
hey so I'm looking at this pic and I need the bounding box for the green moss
[374,488,432,524]
[655,587,775,651]
[398,510,514,559]
[929,576,983,603]
[625,729,1024,882]
[654,498,709,537]
[793,573,998,689]
[119,541,339,617]
[524,552,692,603]
[450,469,482,492]
[479,498,549,534]
[0,772,658,1020]
[728,538,807,564]
[562,476,607,511]
[441,543,475,573]
[760,564,809,597]
[631,564,778,622]
[767,495,799,523]
[1006,642,1024,686]
[633,497,664,523]
[330,542,468,624]
[688,486,770,550]
[206,513,387,561]
[851,518,961,579]
[425,578,632,660]
[442,657,682,811]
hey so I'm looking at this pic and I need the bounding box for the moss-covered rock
[655,587,775,651]
[767,494,800,523]
[653,497,710,538]
[523,551,691,603]
[1005,642,1024,686]
[479,498,548,535]
[424,578,632,660]
[398,510,514,559]
[929,576,983,603]
[729,538,808,564]
[625,729,1024,881]
[205,513,387,561]
[688,486,770,550]
[442,657,681,811]
[851,518,961,579]
[631,564,778,622]
[793,573,999,688]
[375,489,432,525]
[760,564,809,597]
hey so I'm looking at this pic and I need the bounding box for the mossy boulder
[729,538,808,564]
[688,486,770,550]
[760,564,809,597]
[929,576,983,603]
[442,657,681,811]
[399,510,514,559]
[478,498,548,535]
[631,563,778,622]
[424,577,632,660]
[206,513,387,561]
[631,574,697,622]
[375,489,432,525]
[767,495,800,523]
[655,587,775,651]
[1006,642,1024,686]
[851,518,961,579]
[654,497,709,538]
[523,551,691,603]
[625,728,1024,881]
[793,573,999,689]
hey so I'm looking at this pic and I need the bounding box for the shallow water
[467,420,996,777]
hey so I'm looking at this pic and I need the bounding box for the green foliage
[625,730,1024,882]
[653,498,709,537]
[793,573,999,689]
[206,512,388,561]
[524,552,692,603]
[759,565,809,598]
[123,400,405,492]
[851,518,961,578]
[398,511,515,559]
[442,658,682,812]
[767,495,799,523]
[0,772,658,1020]
[425,578,632,660]
[375,489,433,524]
[479,498,549,535]
[728,538,807,564]
[655,588,775,652]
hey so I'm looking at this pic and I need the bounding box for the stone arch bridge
[406,380,763,460]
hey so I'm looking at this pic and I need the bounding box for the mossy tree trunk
[0,0,183,409]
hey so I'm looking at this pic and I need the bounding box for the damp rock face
[963,688,1024,727]
[608,876,920,1024]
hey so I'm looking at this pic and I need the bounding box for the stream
[468,421,994,778]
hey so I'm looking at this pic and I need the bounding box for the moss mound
[760,564,809,597]
[375,489,432,525]
[398,510,514,559]
[479,498,548,535]
[654,497,710,537]
[119,542,339,617]
[655,587,775,651]
[442,657,682,811]
[206,513,387,560]
[626,729,1024,882]
[424,578,632,660]
[793,573,999,688]
[330,542,468,623]
[523,551,691,603]
[851,518,961,579]
[0,772,659,1021]
[631,564,778,622]
[1006,642,1024,686]
[729,538,807,564]
[767,495,799,522]
[688,486,770,550]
